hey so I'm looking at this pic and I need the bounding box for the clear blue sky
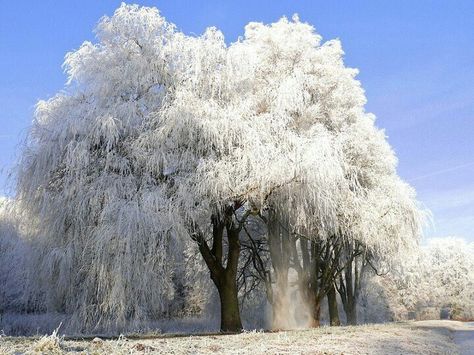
[1,1,473,241]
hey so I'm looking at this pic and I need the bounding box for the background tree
[384,238,474,321]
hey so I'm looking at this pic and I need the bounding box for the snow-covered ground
[1,320,472,354]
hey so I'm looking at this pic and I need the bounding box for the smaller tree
[371,237,474,322]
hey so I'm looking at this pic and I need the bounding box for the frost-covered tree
[15,3,424,333]
[133,15,355,332]
[231,16,423,327]
[423,237,474,318]
[334,175,422,325]
[226,16,358,329]
[385,238,474,320]
[328,97,423,325]
[16,5,339,332]
[16,5,195,332]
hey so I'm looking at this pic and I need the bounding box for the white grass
[25,325,63,354]
[0,321,461,354]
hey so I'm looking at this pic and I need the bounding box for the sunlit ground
[2,320,472,354]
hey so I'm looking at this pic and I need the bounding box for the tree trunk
[267,209,292,330]
[339,265,357,325]
[344,299,357,325]
[307,297,321,327]
[217,274,243,332]
[327,284,340,326]
[195,208,243,333]
[336,243,365,326]
[272,270,290,329]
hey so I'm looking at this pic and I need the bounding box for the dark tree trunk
[338,259,357,325]
[344,300,357,325]
[219,226,243,332]
[216,272,242,332]
[327,284,340,326]
[194,206,244,333]
[336,241,366,326]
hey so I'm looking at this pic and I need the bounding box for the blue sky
[0,1,473,241]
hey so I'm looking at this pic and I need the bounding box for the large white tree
[134,16,348,331]
[228,16,423,327]
[16,5,193,332]
[14,4,424,333]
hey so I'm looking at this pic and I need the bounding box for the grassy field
[0,320,465,354]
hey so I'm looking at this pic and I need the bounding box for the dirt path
[413,320,474,354]
[453,322,474,355]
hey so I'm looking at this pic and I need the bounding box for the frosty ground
[1,320,472,354]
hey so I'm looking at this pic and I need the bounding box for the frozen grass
[0,321,462,354]
[25,327,63,355]
[0,312,221,336]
